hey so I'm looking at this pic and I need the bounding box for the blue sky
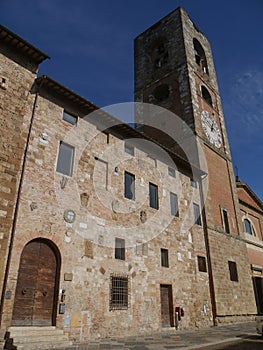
[1,0,263,200]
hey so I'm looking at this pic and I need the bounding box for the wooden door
[12,239,59,326]
[160,285,174,327]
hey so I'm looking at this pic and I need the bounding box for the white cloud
[230,69,263,133]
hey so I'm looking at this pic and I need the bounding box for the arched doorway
[12,238,61,326]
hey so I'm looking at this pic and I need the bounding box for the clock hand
[211,122,214,132]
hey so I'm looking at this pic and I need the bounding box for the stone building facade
[0,6,259,348]
[0,25,49,326]
[236,177,263,314]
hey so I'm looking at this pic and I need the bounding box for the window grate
[110,274,129,310]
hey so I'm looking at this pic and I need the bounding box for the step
[15,340,73,350]
[7,327,73,350]
[10,333,69,343]
[8,327,64,337]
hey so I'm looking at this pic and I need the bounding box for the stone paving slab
[51,322,257,350]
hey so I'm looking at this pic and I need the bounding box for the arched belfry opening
[201,85,213,107]
[193,38,209,74]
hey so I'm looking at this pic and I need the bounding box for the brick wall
[0,46,38,299]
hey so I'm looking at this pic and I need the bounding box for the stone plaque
[64,273,73,281]
[84,240,93,258]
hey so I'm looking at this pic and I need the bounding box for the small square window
[170,192,179,217]
[197,256,207,272]
[124,142,134,156]
[161,248,169,267]
[115,238,125,260]
[149,182,159,209]
[228,261,238,282]
[62,111,77,125]
[168,167,176,177]
[56,142,74,177]
[193,203,201,225]
[124,171,135,200]
[110,274,129,310]
[190,179,197,188]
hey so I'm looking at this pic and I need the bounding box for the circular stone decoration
[64,209,76,223]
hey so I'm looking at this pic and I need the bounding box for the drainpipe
[0,81,42,326]
[199,177,217,326]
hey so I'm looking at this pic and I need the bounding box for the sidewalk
[60,321,257,350]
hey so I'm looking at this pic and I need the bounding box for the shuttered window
[149,182,158,209]
[56,142,74,177]
[124,171,135,200]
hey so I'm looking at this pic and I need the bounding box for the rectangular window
[124,171,135,200]
[136,242,148,256]
[56,142,74,176]
[110,275,129,310]
[95,157,108,190]
[197,256,207,272]
[193,203,201,225]
[124,142,134,156]
[62,110,77,125]
[228,261,238,282]
[115,238,125,260]
[168,167,176,178]
[170,192,179,217]
[149,182,159,209]
[222,208,230,234]
[161,248,169,267]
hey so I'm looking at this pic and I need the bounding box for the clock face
[201,110,222,148]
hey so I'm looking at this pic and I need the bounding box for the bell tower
[134,7,257,323]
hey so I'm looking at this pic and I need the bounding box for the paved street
[51,321,261,350]
[201,335,263,350]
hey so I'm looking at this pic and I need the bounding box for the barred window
[110,275,129,310]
